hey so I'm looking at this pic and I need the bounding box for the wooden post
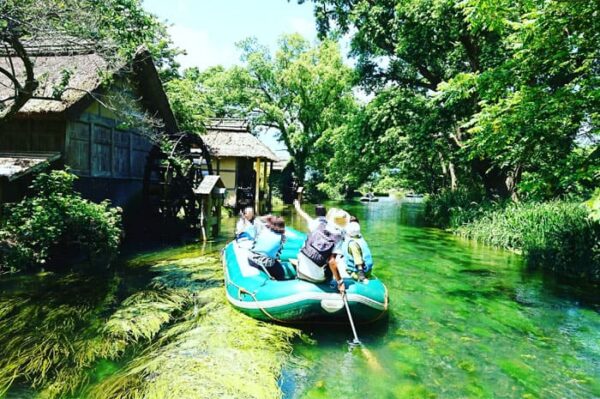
[262,160,268,213]
[200,197,207,242]
[268,161,273,211]
[255,158,261,214]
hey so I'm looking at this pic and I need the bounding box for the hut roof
[199,119,279,162]
[0,152,61,181]
[0,41,178,133]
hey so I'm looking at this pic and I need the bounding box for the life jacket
[251,228,283,259]
[342,236,373,273]
[300,221,341,266]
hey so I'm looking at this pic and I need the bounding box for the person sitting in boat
[294,200,327,232]
[342,220,373,283]
[235,206,261,241]
[248,215,287,280]
[295,208,350,293]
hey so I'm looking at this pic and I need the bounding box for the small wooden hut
[193,175,225,241]
[197,119,279,214]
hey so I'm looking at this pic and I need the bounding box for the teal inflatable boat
[223,228,388,324]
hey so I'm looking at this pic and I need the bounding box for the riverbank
[424,191,600,284]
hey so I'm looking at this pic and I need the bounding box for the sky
[143,0,319,71]
[143,0,327,158]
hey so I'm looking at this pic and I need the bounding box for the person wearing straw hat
[296,208,350,292]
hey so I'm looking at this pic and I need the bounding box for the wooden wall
[0,119,65,152]
[212,157,237,206]
[66,102,152,180]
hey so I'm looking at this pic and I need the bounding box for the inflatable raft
[223,228,388,324]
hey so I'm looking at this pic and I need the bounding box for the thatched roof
[0,51,107,114]
[206,118,249,132]
[198,119,279,162]
[0,43,178,133]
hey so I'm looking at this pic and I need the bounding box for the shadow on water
[282,198,600,399]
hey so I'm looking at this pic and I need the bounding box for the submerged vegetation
[0,170,122,273]
[0,245,299,398]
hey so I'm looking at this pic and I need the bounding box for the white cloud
[168,24,239,70]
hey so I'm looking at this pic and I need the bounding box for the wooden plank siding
[65,107,152,180]
[0,119,66,153]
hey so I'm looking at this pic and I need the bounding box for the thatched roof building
[201,119,278,162]
[196,118,278,213]
[0,40,180,207]
[0,42,177,133]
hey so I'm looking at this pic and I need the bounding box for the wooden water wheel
[143,132,213,228]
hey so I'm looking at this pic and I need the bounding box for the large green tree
[301,0,599,200]
[237,34,357,184]
[173,34,357,185]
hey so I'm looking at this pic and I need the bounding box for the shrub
[0,170,122,272]
[457,201,600,282]
[423,187,494,228]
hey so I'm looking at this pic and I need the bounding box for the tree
[237,34,357,184]
[181,34,356,185]
[0,0,180,123]
[300,0,599,200]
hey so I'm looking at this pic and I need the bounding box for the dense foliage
[300,0,599,200]
[424,190,600,282]
[0,170,122,272]
[457,201,600,282]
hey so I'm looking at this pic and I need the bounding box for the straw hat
[326,208,350,230]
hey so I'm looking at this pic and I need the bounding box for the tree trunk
[505,165,522,202]
[0,36,38,124]
[292,154,306,186]
[449,162,458,191]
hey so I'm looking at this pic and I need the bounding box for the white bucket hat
[326,208,350,230]
[346,221,361,238]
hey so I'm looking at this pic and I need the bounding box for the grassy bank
[425,191,600,283]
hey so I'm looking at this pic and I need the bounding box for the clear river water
[282,199,600,398]
[1,198,599,398]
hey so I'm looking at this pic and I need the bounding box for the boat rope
[222,248,289,323]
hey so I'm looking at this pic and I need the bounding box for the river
[0,199,599,398]
[283,199,600,398]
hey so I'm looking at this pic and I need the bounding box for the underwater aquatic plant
[89,254,299,399]
[0,246,300,399]
[0,273,125,398]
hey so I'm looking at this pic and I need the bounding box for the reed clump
[456,201,600,281]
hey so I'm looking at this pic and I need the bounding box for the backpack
[300,222,340,266]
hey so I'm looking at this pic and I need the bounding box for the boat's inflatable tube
[223,228,388,323]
